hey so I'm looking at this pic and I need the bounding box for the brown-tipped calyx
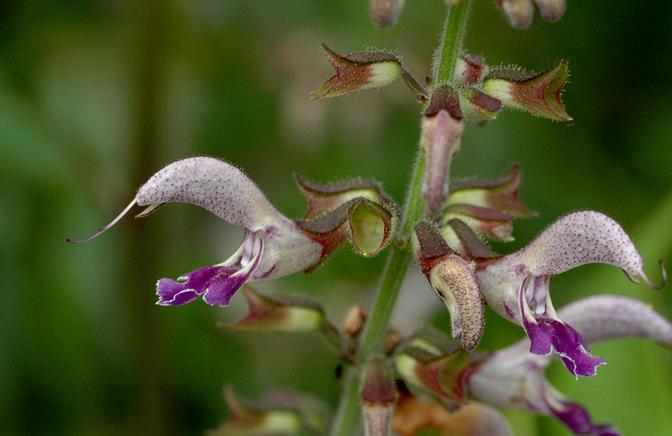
[483,61,572,121]
[225,287,326,333]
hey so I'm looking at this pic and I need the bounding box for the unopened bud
[370,0,405,28]
[534,0,567,22]
[343,305,367,337]
[361,357,398,436]
[497,0,535,29]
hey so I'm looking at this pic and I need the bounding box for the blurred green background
[1,0,671,434]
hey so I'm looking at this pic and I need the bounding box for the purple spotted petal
[136,157,281,231]
[550,400,619,436]
[514,211,644,281]
[518,278,605,377]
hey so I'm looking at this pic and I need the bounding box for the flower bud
[226,287,325,333]
[483,61,572,121]
[497,0,535,29]
[453,54,489,86]
[343,305,367,338]
[312,44,403,99]
[361,357,398,436]
[534,0,567,22]
[369,0,405,28]
[421,86,464,214]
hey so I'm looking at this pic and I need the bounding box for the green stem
[329,3,471,435]
[434,0,471,87]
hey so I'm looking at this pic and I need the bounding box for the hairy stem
[329,2,471,435]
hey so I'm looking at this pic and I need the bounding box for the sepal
[442,204,514,242]
[295,176,399,264]
[394,339,479,404]
[211,388,327,435]
[312,44,425,99]
[448,164,536,218]
[225,287,326,333]
[483,61,572,121]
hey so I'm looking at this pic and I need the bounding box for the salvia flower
[468,295,672,435]
[496,0,567,29]
[69,157,323,307]
[476,210,662,377]
[312,44,425,99]
[69,157,398,308]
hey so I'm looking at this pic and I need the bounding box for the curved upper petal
[509,211,643,279]
[136,157,282,231]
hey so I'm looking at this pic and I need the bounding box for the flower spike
[71,157,323,307]
[476,210,655,376]
[483,61,572,121]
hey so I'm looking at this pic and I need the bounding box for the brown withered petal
[484,61,572,121]
[393,395,513,436]
[370,0,406,27]
[449,163,537,218]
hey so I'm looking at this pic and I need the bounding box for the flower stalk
[329,2,472,434]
